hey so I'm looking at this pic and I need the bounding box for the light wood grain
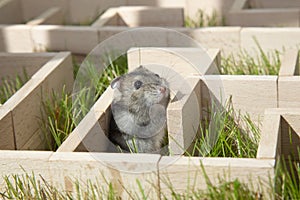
[0,52,73,150]
[257,109,281,159]
[49,152,160,199]
[256,108,300,161]
[0,0,23,24]
[91,8,119,27]
[279,49,299,76]
[0,150,53,190]
[251,0,300,8]
[0,25,33,52]
[186,27,241,57]
[31,26,98,54]
[117,6,184,27]
[278,76,300,108]
[128,47,220,76]
[241,28,300,56]
[281,114,300,161]
[159,156,274,198]
[0,53,54,85]
[57,87,114,152]
[227,8,300,27]
[26,7,63,25]
[201,75,277,125]
[0,107,14,150]
[10,78,44,149]
[167,77,201,155]
[0,150,275,198]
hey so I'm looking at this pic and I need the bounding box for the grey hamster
[109,66,170,154]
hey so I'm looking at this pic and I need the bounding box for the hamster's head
[111,66,170,110]
[110,65,170,136]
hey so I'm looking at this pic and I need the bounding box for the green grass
[0,69,29,105]
[188,98,260,158]
[185,9,223,28]
[275,155,300,199]
[220,39,281,75]
[40,55,127,151]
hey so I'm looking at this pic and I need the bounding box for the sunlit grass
[220,39,281,75]
[0,69,29,105]
[40,55,127,151]
[185,9,222,28]
[189,98,260,158]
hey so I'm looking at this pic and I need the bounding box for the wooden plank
[97,27,210,47]
[57,87,114,152]
[186,27,241,57]
[49,152,160,199]
[159,156,275,198]
[0,150,53,189]
[128,47,220,76]
[0,25,33,52]
[97,26,131,43]
[26,7,63,25]
[227,9,300,27]
[0,0,23,24]
[0,52,72,150]
[256,108,300,161]
[229,0,248,11]
[20,0,68,22]
[68,0,125,25]
[201,75,278,125]
[0,151,275,198]
[4,78,42,149]
[21,129,48,150]
[127,0,185,7]
[0,53,65,150]
[241,28,300,56]
[33,52,73,96]
[251,0,300,8]
[18,52,73,150]
[167,77,201,155]
[0,53,54,85]
[281,114,300,161]
[278,76,300,108]
[117,6,184,27]
[57,110,110,152]
[31,26,98,54]
[278,49,299,76]
[256,109,281,159]
[91,8,120,27]
[0,107,14,150]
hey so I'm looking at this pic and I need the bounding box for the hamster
[109,66,170,154]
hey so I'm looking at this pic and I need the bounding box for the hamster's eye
[155,74,160,78]
[134,80,143,89]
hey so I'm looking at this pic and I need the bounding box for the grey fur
[109,66,170,154]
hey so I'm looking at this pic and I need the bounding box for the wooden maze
[0,0,300,198]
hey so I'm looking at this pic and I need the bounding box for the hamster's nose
[160,87,166,93]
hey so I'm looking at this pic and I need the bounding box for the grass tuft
[0,69,29,105]
[220,39,281,75]
[185,9,222,28]
[189,97,260,158]
[40,55,127,151]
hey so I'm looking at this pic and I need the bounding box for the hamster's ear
[110,76,121,89]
